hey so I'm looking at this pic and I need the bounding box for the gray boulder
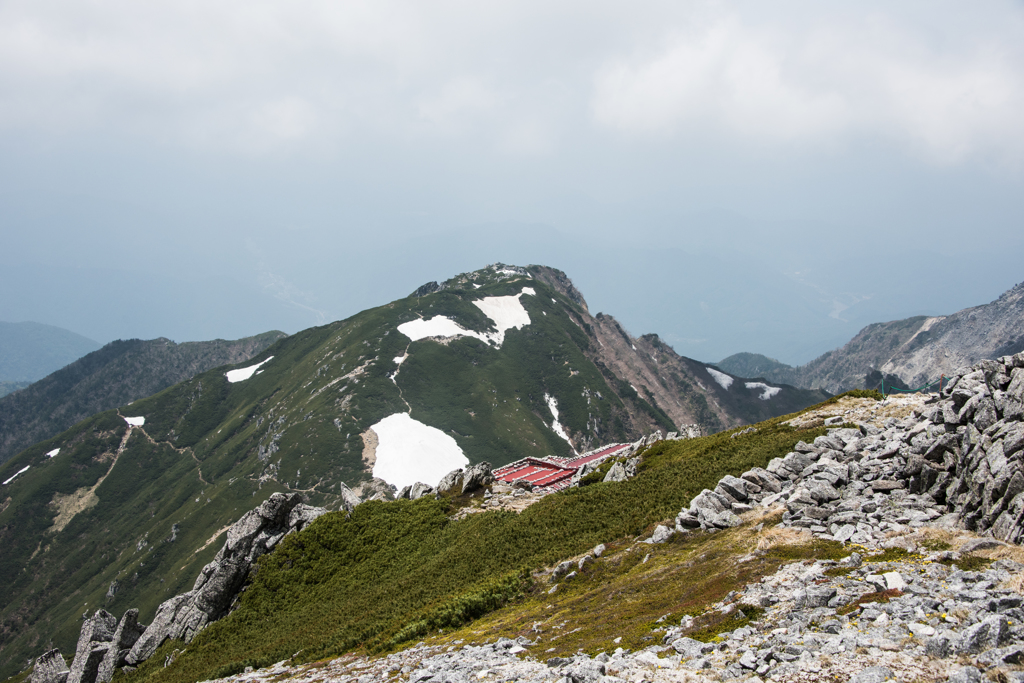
[957,615,1009,654]
[461,462,493,494]
[31,650,69,683]
[409,482,435,500]
[67,611,117,683]
[125,594,190,665]
[603,462,627,483]
[850,666,894,683]
[435,469,464,495]
[338,483,362,512]
[95,610,145,683]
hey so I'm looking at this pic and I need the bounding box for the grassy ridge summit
[0,321,100,382]
[0,332,287,466]
[0,264,828,679]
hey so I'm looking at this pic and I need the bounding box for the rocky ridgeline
[667,352,1024,546]
[31,493,328,683]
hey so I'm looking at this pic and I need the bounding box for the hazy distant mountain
[0,331,286,465]
[0,381,31,398]
[0,321,100,382]
[719,280,1024,393]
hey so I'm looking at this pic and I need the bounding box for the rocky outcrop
[118,493,326,668]
[66,611,117,683]
[95,610,144,683]
[30,650,69,683]
[397,482,436,500]
[415,462,494,499]
[720,281,1024,395]
[337,483,361,512]
[676,353,1024,543]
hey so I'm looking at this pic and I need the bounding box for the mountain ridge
[718,279,1024,393]
[0,332,287,466]
[0,321,100,383]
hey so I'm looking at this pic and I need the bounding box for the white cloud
[591,8,1024,164]
[0,1,1021,163]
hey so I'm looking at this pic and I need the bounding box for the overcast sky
[1,1,1022,365]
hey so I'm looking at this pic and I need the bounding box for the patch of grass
[2,666,31,683]
[686,605,767,643]
[837,589,903,616]
[920,539,952,551]
[937,554,993,572]
[820,390,883,405]
[866,548,914,563]
[765,539,847,562]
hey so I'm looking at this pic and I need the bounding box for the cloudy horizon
[2,0,1022,365]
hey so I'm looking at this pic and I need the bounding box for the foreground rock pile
[659,546,1024,683]
[674,352,1024,546]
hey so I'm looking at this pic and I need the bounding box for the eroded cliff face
[880,282,1024,390]
[720,280,1024,395]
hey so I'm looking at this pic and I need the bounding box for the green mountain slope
[0,264,830,679]
[0,332,287,465]
[121,413,832,683]
[713,352,799,385]
[0,321,100,382]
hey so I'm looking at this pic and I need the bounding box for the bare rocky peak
[722,280,1024,395]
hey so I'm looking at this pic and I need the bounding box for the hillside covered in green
[125,413,831,683]
[0,265,831,680]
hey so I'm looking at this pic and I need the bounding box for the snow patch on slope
[706,367,734,390]
[398,289,533,348]
[545,393,578,455]
[472,292,531,346]
[46,448,60,458]
[745,382,781,400]
[124,416,145,426]
[370,413,469,490]
[3,465,30,486]
[226,356,273,383]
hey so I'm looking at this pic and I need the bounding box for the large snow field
[545,393,577,454]
[371,413,469,490]
[745,381,781,400]
[471,292,532,346]
[226,356,274,383]
[3,465,30,486]
[397,316,489,344]
[706,367,734,390]
[398,289,533,348]
[123,416,145,426]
